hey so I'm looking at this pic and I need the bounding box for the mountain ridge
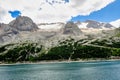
[0,16,120,62]
[38,20,115,30]
[0,16,118,45]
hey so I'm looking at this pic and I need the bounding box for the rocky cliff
[62,22,82,36]
[76,20,114,29]
[9,16,38,31]
[0,16,39,43]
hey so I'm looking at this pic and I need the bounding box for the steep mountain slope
[0,16,39,44]
[62,22,82,36]
[9,16,38,31]
[76,20,114,29]
[0,16,117,46]
[110,19,120,28]
[0,23,19,43]
[37,20,115,30]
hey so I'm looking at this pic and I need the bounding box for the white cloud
[0,6,13,23]
[0,0,115,23]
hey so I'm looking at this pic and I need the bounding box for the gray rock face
[0,23,18,34]
[0,16,39,43]
[104,23,114,28]
[75,21,81,25]
[0,23,11,34]
[63,22,82,36]
[0,23,18,43]
[9,16,38,31]
[85,20,101,29]
[76,20,114,29]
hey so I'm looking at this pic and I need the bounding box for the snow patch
[110,19,120,28]
[38,23,63,30]
[78,23,88,28]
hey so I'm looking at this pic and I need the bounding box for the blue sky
[71,0,120,22]
[8,10,21,18]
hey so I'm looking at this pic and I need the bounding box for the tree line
[0,38,120,62]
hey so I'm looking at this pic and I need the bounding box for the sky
[0,0,119,24]
[71,0,120,23]
[8,10,21,18]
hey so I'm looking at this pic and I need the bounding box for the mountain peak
[62,22,82,35]
[75,20,114,29]
[9,16,38,31]
[85,20,99,23]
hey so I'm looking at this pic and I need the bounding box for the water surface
[0,60,120,80]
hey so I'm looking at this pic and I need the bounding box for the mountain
[1,16,120,62]
[0,23,18,43]
[62,22,82,36]
[76,20,114,29]
[0,16,117,45]
[38,20,115,30]
[0,16,39,43]
[9,16,38,31]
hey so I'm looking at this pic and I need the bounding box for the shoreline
[0,58,120,65]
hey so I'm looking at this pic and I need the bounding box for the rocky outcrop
[104,23,114,28]
[76,20,114,29]
[85,20,101,29]
[0,23,18,34]
[0,16,116,45]
[0,16,39,43]
[0,23,18,43]
[9,16,38,31]
[62,22,82,36]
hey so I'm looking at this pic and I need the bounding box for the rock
[0,23,19,43]
[9,16,38,31]
[75,21,81,25]
[0,23,11,34]
[104,23,114,28]
[85,20,101,29]
[83,20,114,29]
[62,22,82,36]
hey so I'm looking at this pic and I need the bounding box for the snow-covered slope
[37,20,115,32]
[76,20,114,29]
[77,22,88,28]
[110,19,120,28]
[38,23,64,31]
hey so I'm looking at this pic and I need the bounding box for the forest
[0,38,120,62]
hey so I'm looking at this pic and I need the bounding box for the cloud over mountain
[0,0,115,23]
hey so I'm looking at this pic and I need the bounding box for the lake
[0,60,120,80]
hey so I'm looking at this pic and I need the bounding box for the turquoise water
[0,61,120,80]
